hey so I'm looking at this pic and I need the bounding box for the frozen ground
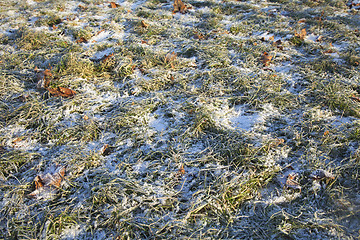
[0,0,360,239]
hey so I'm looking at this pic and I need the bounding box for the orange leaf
[260,52,272,66]
[298,19,306,23]
[101,53,114,63]
[96,29,105,35]
[28,167,66,199]
[178,164,185,175]
[141,20,149,28]
[48,87,76,98]
[295,29,307,40]
[110,2,118,8]
[285,173,301,191]
[350,95,360,103]
[173,0,187,14]
[76,37,88,43]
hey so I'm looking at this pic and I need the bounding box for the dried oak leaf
[178,164,185,175]
[28,167,66,199]
[100,144,115,156]
[285,172,301,191]
[350,95,360,103]
[109,2,119,8]
[36,69,52,89]
[48,87,76,98]
[295,29,307,40]
[101,53,114,63]
[141,20,149,28]
[76,37,88,43]
[173,0,187,14]
[260,52,272,66]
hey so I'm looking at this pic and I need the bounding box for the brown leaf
[260,52,272,66]
[36,69,52,89]
[295,29,307,40]
[173,0,187,14]
[285,173,301,191]
[76,37,88,43]
[28,167,66,199]
[350,95,360,103]
[100,144,114,156]
[178,164,185,175]
[323,49,335,54]
[48,87,76,98]
[101,53,114,63]
[141,20,149,28]
[110,2,118,8]
[96,29,105,35]
[298,18,306,23]
[165,52,177,63]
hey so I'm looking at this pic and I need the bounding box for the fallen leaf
[100,144,114,156]
[298,18,306,23]
[52,25,58,30]
[48,87,76,98]
[76,37,88,43]
[78,4,87,10]
[141,20,149,28]
[350,95,360,103]
[96,29,105,35]
[109,2,118,8]
[194,31,206,40]
[173,0,187,14]
[295,28,307,40]
[323,49,335,54]
[178,164,185,175]
[260,52,272,66]
[101,53,114,63]
[28,166,66,200]
[285,172,301,191]
[323,130,330,136]
[36,69,52,89]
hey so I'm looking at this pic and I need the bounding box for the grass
[0,0,359,239]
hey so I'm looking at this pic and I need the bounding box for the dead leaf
[295,28,307,40]
[101,53,114,63]
[260,52,272,66]
[36,69,52,89]
[141,20,149,28]
[100,144,114,156]
[76,37,88,43]
[350,95,360,103]
[110,2,119,8]
[323,49,335,54]
[78,4,87,10]
[52,25,58,30]
[83,115,89,120]
[285,172,301,191]
[48,87,76,98]
[96,29,105,35]
[173,0,188,14]
[194,31,206,40]
[28,166,66,199]
[298,18,306,23]
[178,164,185,175]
